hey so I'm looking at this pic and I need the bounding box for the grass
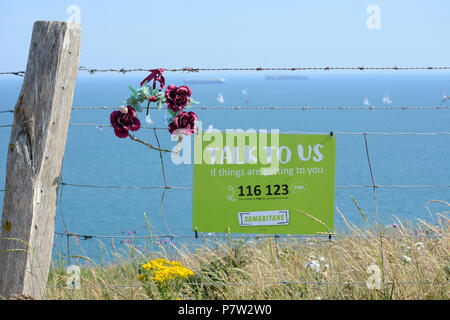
[43,209,450,300]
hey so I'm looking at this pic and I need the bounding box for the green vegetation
[44,211,449,300]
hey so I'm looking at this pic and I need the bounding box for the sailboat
[363,97,370,106]
[382,93,392,105]
[217,93,225,104]
[184,77,226,84]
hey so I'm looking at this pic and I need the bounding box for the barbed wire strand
[0,71,25,76]
[2,105,450,113]
[38,123,450,136]
[2,65,450,78]
[50,279,449,290]
[76,65,450,73]
[53,231,449,240]
[60,182,191,190]
[2,182,449,192]
[69,105,450,111]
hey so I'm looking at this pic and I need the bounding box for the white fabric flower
[119,105,128,114]
[401,255,412,263]
[305,260,321,272]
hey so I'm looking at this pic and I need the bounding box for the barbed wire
[0,71,25,76]
[61,182,191,190]
[2,105,450,113]
[58,182,450,190]
[2,183,448,194]
[68,123,168,130]
[77,65,450,73]
[72,105,450,111]
[2,65,450,77]
[2,121,448,136]
[67,125,450,136]
[54,230,449,241]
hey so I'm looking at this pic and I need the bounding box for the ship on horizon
[184,77,226,84]
[265,75,309,80]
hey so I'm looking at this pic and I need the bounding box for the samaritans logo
[239,210,289,227]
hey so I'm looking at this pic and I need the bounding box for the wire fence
[1,105,450,113]
[1,66,449,295]
[2,64,450,77]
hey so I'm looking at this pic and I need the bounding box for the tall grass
[44,210,449,300]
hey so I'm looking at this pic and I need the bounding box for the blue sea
[0,71,449,262]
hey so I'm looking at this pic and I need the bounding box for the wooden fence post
[0,21,81,299]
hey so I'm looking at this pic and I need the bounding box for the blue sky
[1,1,450,72]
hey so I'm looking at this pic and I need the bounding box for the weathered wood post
[0,21,81,299]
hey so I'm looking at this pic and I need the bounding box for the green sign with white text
[192,132,336,234]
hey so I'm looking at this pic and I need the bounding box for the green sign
[192,131,336,234]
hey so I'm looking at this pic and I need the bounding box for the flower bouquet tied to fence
[109,68,199,152]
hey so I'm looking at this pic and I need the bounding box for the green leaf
[129,85,137,94]
[167,109,178,117]
[165,116,174,124]
[141,86,150,97]
[189,98,200,105]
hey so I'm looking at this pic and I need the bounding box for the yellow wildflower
[138,258,194,285]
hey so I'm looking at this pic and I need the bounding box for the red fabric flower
[140,68,165,90]
[110,106,141,138]
[165,85,192,112]
[168,111,198,135]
